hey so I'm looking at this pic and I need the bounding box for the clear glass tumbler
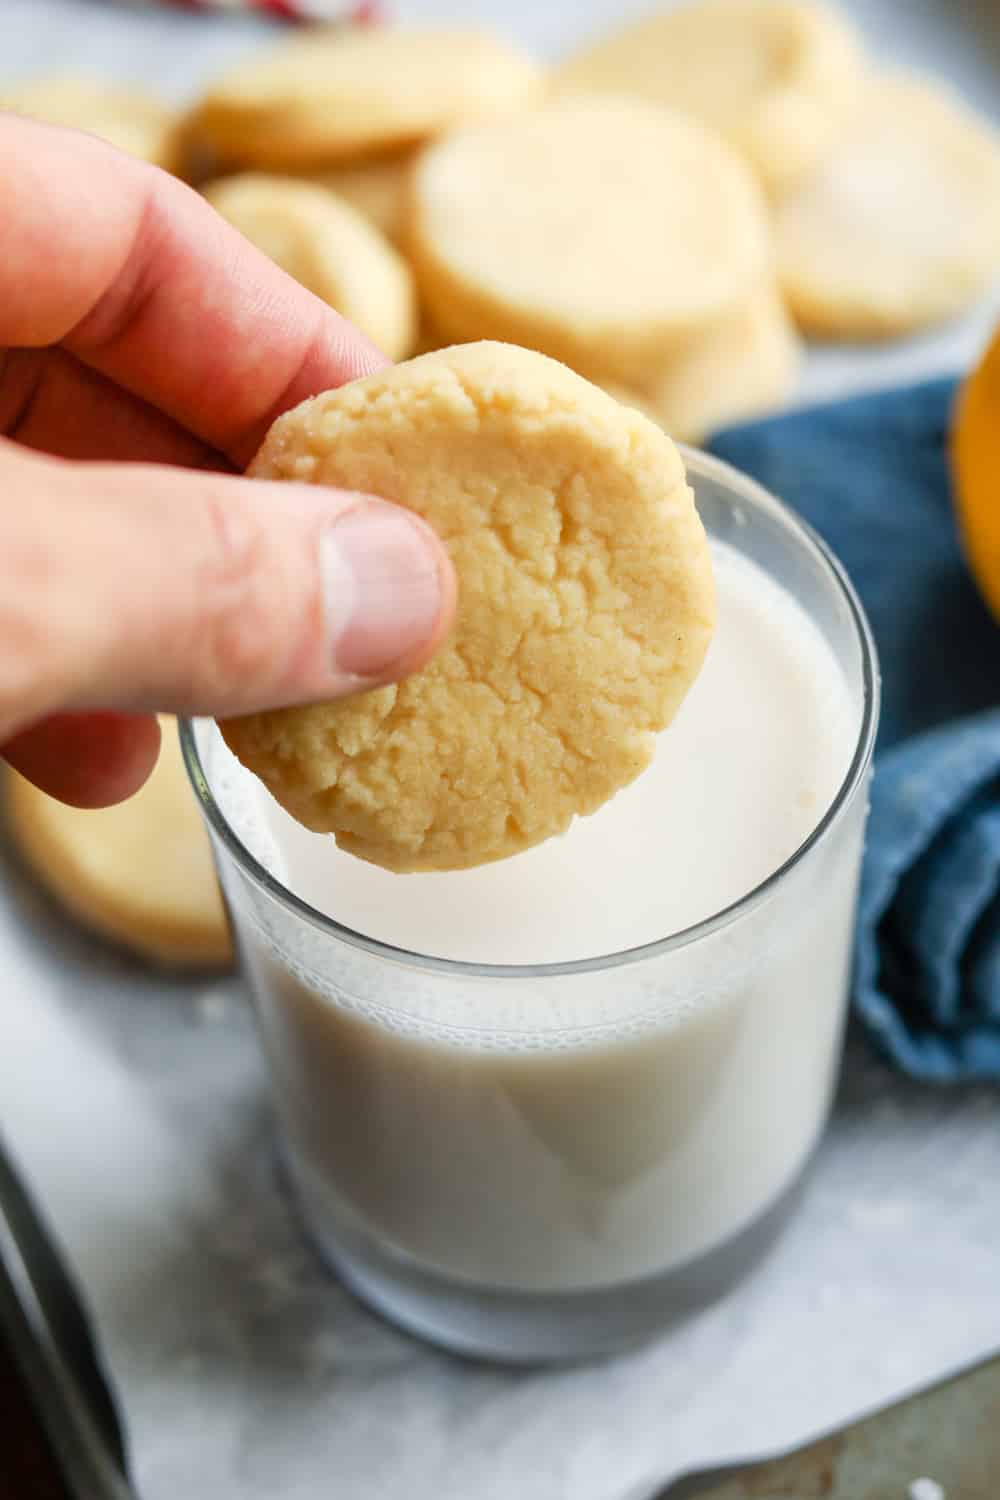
[182,451,879,1362]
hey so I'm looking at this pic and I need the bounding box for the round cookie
[775,74,1000,339]
[303,150,417,244]
[637,288,801,443]
[409,97,771,388]
[187,26,544,170]
[555,0,865,195]
[592,382,667,431]
[3,74,181,170]
[411,312,453,357]
[203,174,416,361]
[6,719,231,967]
[222,342,715,873]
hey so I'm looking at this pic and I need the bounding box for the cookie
[411,313,452,357]
[222,343,715,873]
[203,174,416,361]
[635,288,801,443]
[409,97,770,388]
[555,0,865,195]
[187,26,544,170]
[775,74,1000,338]
[5,719,231,967]
[303,150,417,244]
[3,74,181,170]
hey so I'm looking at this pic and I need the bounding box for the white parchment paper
[3,851,1000,1500]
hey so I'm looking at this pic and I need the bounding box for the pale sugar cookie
[222,343,715,873]
[3,74,181,170]
[204,174,416,360]
[411,313,452,357]
[304,150,417,244]
[187,27,544,170]
[6,720,231,968]
[555,0,865,195]
[409,97,770,388]
[636,288,801,443]
[775,74,1000,338]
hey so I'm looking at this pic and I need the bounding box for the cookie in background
[608,288,802,446]
[1,73,182,170]
[182,25,544,174]
[294,148,418,245]
[407,96,771,390]
[554,0,866,195]
[204,172,417,359]
[5,719,232,969]
[775,72,1000,339]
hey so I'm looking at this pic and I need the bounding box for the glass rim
[181,445,880,981]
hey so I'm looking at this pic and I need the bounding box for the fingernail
[321,504,445,679]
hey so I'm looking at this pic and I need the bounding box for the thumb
[0,440,455,735]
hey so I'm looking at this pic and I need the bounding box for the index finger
[0,115,388,467]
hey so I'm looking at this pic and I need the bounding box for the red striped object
[147,0,380,19]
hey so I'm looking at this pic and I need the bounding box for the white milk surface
[223,541,856,967]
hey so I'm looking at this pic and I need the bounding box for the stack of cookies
[184,25,546,364]
[557,0,1000,345]
[174,17,800,442]
[406,93,795,443]
[7,2,1000,442]
[180,0,1000,438]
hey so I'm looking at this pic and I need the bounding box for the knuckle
[197,490,300,699]
[0,610,55,733]
[0,453,70,729]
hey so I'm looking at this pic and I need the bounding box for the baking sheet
[2,2,1000,1497]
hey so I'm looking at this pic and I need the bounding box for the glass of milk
[182,449,879,1361]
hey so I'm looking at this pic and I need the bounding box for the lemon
[952,325,1000,623]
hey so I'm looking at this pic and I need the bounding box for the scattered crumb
[909,1479,945,1500]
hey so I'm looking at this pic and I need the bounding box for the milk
[202,537,867,1319]
[252,543,854,965]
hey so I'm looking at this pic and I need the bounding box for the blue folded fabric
[710,378,1000,1080]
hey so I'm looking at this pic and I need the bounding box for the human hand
[0,115,455,808]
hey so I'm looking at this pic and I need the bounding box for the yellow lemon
[952,325,1000,623]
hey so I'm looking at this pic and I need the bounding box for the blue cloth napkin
[710,378,1000,1080]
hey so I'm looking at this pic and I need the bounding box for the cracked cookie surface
[222,342,715,872]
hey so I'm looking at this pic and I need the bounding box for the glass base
[282,1151,811,1364]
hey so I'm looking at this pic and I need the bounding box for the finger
[3,712,162,807]
[0,441,456,737]
[0,348,225,467]
[0,115,387,468]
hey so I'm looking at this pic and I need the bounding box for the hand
[0,116,455,808]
